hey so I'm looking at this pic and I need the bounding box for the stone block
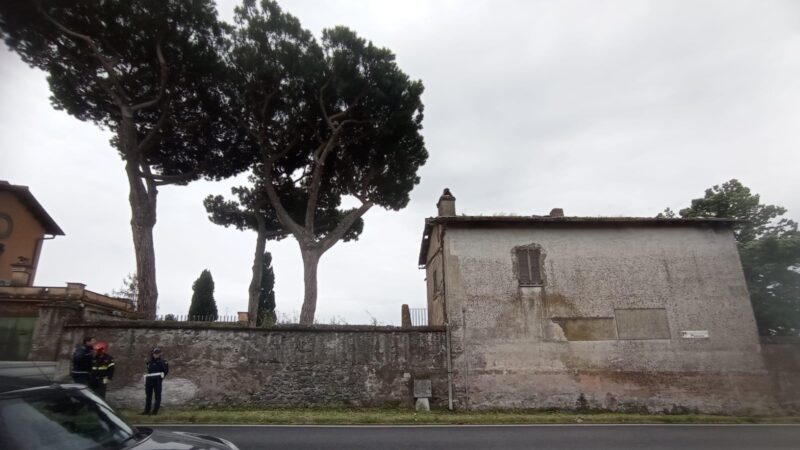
[401,304,411,328]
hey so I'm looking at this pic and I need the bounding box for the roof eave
[1,183,64,236]
[416,215,737,268]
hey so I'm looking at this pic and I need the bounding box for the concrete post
[414,379,432,411]
[65,282,86,298]
[401,304,412,328]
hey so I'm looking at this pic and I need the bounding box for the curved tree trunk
[131,210,157,318]
[126,164,158,319]
[299,248,321,325]
[247,223,267,327]
[121,115,158,319]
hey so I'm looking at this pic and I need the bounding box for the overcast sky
[2,0,799,324]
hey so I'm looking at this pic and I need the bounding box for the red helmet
[94,342,108,353]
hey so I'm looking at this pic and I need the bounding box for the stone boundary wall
[760,336,800,414]
[58,321,448,410]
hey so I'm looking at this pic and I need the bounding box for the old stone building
[419,189,777,413]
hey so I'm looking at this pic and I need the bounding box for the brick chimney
[549,208,564,217]
[437,188,456,216]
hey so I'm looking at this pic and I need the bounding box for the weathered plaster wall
[425,224,446,326]
[442,224,779,414]
[57,322,448,410]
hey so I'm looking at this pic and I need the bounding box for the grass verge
[119,408,800,425]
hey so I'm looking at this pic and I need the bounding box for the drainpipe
[462,305,469,411]
[30,234,56,286]
[445,320,454,411]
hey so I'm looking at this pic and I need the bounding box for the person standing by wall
[142,347,169,415]
[70,336,94,385]
[89,342,115,399]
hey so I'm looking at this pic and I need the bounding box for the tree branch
[274,133,300,161]
[259,88,278,121]
[318,80,333,129]
[305,126,344,233]
[139,169,198,186]
[291,168,310,184]
[134,101,170,155]
[35,1,129,106]
[139,164,158,207]
[304,116,371,232]
[328,89,368,122]
[131,41,168,111]
[320,201,373,253]
[318,82,367,131]
[259,152,311,241]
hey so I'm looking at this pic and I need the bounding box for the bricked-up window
[517,248,542,286]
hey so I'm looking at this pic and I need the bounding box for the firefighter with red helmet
[89,342,115,399]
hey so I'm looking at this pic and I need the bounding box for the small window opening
[517,248,542,286]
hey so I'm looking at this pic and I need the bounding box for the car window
[0,389,135,450]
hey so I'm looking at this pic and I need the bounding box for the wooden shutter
[517,249,531,285]
[517,248,542,286]
[529,248,542,284]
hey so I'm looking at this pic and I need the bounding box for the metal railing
[154,314,241,323]
[409,308,428,326]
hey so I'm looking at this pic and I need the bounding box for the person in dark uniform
[142,347,169,415]
[89,342,115,399]
[71,336,95,385]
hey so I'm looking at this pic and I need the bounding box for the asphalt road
[152,424,800,450]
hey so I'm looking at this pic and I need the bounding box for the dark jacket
[145,357,169,383]
[91,353,115,382]
[71,345,93,374]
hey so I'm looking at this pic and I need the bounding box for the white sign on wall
[681,330,709,339]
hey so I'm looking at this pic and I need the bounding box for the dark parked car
[0,379,239,450]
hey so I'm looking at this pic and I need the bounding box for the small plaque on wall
[681,330,709,339]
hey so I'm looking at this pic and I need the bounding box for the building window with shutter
[516,247,543,286]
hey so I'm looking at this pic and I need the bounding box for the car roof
[0,376,84,396]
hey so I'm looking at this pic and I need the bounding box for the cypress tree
[188,269,217,321]
[256,252,277,327]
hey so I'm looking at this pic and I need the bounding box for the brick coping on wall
[64,320,446,333]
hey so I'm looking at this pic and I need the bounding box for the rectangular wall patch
[615,308,671,340]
